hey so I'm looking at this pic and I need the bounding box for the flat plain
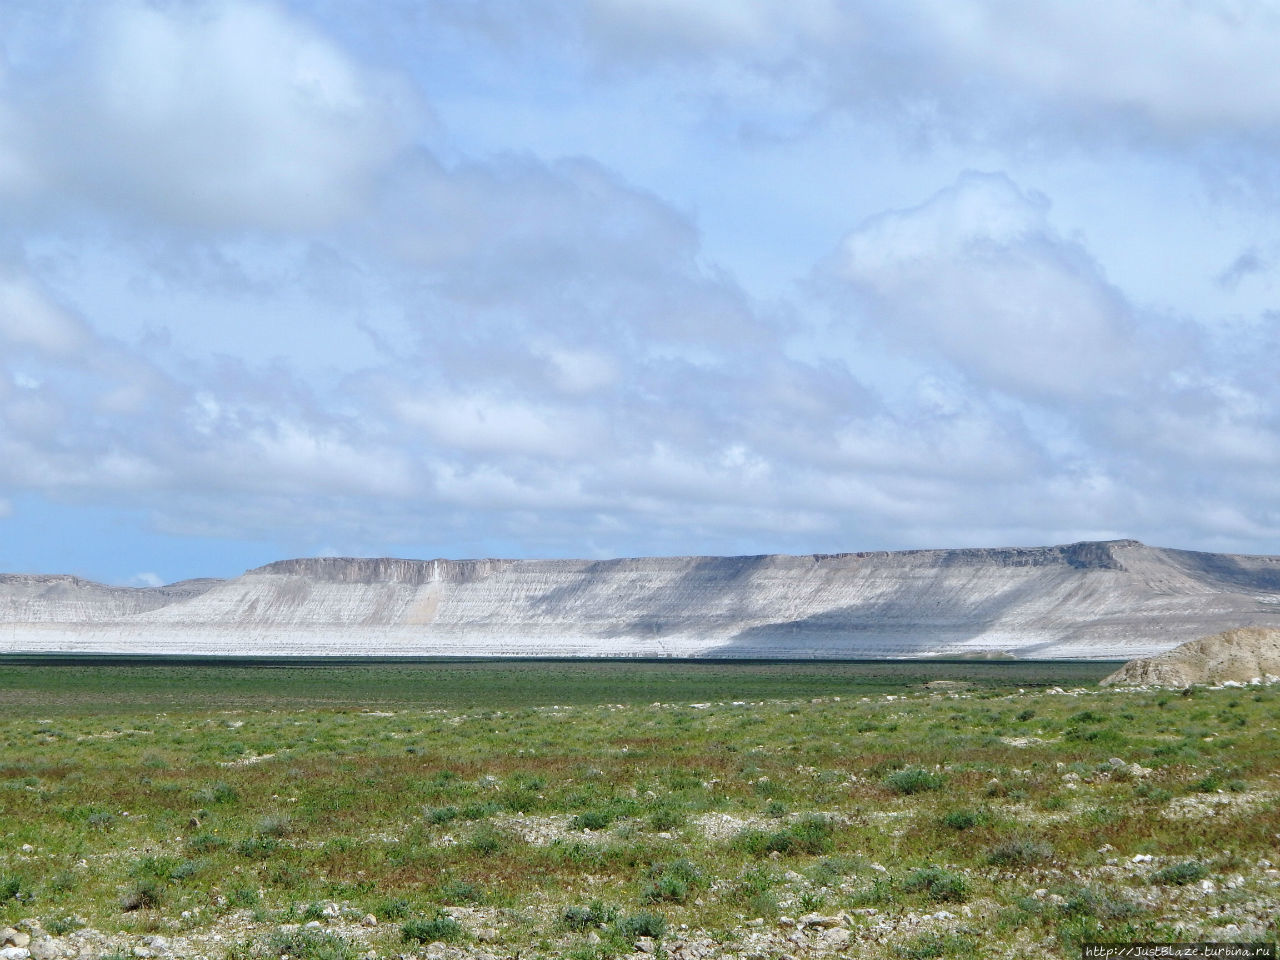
[1,659,1277,959]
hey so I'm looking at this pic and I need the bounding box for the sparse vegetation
[0,659,1274,959]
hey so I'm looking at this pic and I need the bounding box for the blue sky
[2,0,1279,585]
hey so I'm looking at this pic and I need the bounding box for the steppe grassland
[1,660,1277,959]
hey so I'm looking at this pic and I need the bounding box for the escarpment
[4,540,1280,658]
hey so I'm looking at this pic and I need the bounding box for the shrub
[466,822,509,856]
[0,874,24,901]
[896,932,977,959]
[940,809,982,830]
[256,814,293,838]
[560,900,617,931]
[647,806,685,831]
[734,815,834,857]
[120,879,162,911]
[235,836,278,860]
[1152,861,1208,886]
[402,911,465,944]
[194,781,239,805]
[436,879,485,905]
[266,929,355,960]
[425,805,458,826]
[374,897,412,921]
[573,809,614,831]
[985,838,1053,867]
[169,859,205,882]
[227,885,260,908]
[1059,886,1140,920]
[187,832,227,854]
[615,911,666,940]
[902,866,968,903]
[643,859,704,904]
[884,769,945,795]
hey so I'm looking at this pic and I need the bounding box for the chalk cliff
[3,540,1280,658]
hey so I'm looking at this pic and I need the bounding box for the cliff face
[3,540,1280,658]
[0,574,220,622]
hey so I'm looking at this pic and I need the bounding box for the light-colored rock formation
[1101,626,1280,687]
[3,540,1280,658]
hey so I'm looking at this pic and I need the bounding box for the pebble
[0,948,30,960]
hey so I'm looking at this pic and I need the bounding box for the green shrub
[0,874,24,901]
[402,911,465,944]
[614,911,666,940]
[466,822,509,856]
[884,769,945,795]
[1152,861,1208,886]
[266,929,355,960]
[940,809,983,830]
[1059,886,1140,920]
[374,897,412,921]
[734,815,834,857]
[256,814,293,838]
[120,878,162,911]
[560,900,617,930]
[436,879,485,905]
[573,809,614,831]
[902,866,968,902]
[187,832,227,854]
[425,805,459,825]
[235,836,278,860]
[45,917,82,936]
[643,859,704,904]
[194,781,239,804]
[647,806,685,831]
[985,838,1053,867]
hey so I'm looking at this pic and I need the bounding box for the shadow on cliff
[704,545,1130,658]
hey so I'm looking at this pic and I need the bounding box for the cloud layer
[1,0,1278,581]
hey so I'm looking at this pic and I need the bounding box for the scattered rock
[360,914,377,927]
[819,928,850,948]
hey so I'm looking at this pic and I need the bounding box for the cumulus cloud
[1,0,412,230]
[827,172,1142,402]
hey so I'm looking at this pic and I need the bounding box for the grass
[0,658,1276,959]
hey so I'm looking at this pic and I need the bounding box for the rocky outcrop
[1101,626,1280,687]
[3,540,1280,658]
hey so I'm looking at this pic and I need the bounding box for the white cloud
[0,272,90,355]
[3,0,412,230]
[830,172,1140,402]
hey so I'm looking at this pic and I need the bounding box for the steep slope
[1101,627,1280,687]
[3,540,1280,658]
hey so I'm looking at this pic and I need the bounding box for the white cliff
[3,540,1280,658]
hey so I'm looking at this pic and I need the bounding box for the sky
[2,0,1279,586]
